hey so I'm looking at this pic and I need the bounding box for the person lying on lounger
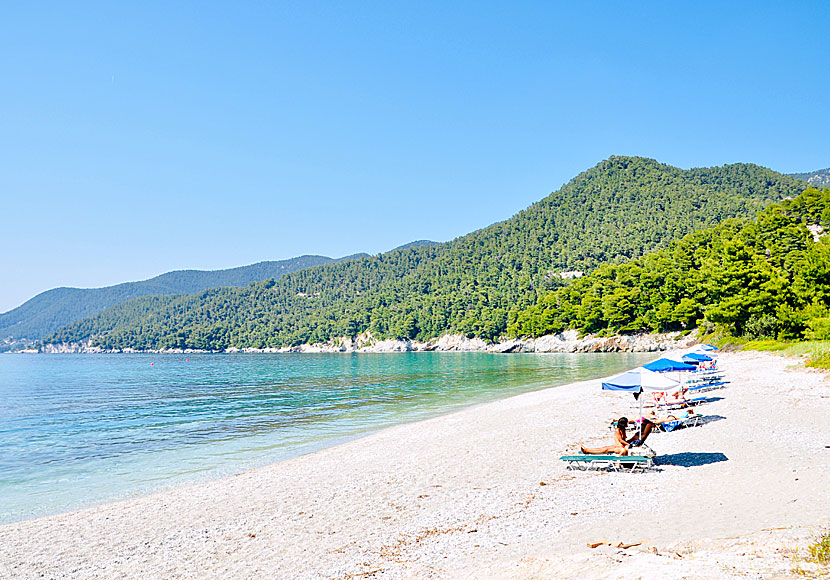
[627,409,695,446]
[668,389,688,403]
[648,409,700,423]
[636,409,702,436]
[581,417,630,455]
[653,389,691,407]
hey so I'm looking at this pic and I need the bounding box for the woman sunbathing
[581,417,630,455]
[648,409,700,423]
[633,409,702,437]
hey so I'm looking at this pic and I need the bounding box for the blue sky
[1,1,829,312]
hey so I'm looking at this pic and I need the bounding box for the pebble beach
[1,351,828,579]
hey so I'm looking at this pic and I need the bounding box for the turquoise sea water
[0,352,656,524]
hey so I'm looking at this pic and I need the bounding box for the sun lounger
[687,373,724,382]
[658,396,712,410]
[687,381,729,393]
[687,371,725,384]
[658,414,702,431]
[686,378,726,387]
[559,454,654,472]
[640,393,717,409]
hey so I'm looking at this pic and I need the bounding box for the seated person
[627,417,656,447]
[581,417,630,456]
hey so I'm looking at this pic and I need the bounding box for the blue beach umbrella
[692,344,720,358]
[644,357,698,397]
[602,367,681,428]
[643,358,697,372]
[682,352,714,363]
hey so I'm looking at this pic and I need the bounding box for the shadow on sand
[655,452,729,467]
[693,396,725,405]
[696,414,727,426]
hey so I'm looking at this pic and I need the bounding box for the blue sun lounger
[658,396,713,410]
[659,414,702,431]
[559,454,654,472]
[687,381,730,393]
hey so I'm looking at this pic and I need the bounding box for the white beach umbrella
[602,367,681,439]
[601,367,682,393]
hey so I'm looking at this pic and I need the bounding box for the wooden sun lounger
[559,454,654,472]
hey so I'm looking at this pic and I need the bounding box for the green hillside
[1,254,366,341]
[48,157,809,350]
[509,187,830,340]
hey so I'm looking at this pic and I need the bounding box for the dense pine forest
[509,187,830,341]
[45,157,810,350]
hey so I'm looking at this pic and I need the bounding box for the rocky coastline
[37,330,697,355]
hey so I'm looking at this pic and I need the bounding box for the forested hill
[393,240,438,251]
[790,167,830,187]
[48,157,808,350]
[1,254,367,341]
[509,186,830,340]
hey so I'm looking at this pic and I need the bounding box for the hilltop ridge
[0,254,368,342]
[47,156,809,351]
[790,167,830,186]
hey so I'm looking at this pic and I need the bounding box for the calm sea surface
[0,352,656,524]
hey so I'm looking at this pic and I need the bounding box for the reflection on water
[0,351,656,523]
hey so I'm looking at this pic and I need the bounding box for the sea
[0,351,657,524]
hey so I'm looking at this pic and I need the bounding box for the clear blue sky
[2,1,829,312]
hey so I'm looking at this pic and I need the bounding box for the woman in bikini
[580,416,630,455]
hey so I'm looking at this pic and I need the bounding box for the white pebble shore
[0,351,828,579]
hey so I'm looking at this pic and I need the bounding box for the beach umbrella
[602,367,681,436]
[643,358,697,372]
[602,367,682,392]
[644,357,697,394]
[682,352,713,363]
[692,344,720,358]
[683,350,719,373]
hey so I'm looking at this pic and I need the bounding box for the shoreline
[0,351,655,527]
[1,351,828,578]
[33,330,698,354]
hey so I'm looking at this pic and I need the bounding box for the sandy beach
[1,351,828,579]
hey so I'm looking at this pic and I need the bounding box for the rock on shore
[271,330,696,354]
